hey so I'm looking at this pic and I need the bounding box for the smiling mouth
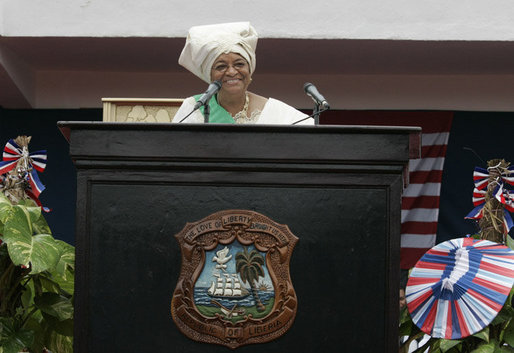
[224,79,241,84]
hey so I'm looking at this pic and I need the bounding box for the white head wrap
[178,22,258,83]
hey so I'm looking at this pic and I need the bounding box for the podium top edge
[57,121,421,160]
[57,121,422,134]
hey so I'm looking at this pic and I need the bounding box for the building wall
[3,0,514,40]
[2,0,514,110]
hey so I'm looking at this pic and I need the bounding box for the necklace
[233,93,257,124]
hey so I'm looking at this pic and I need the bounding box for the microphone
[193,80,222,110]
[303,82,330,110]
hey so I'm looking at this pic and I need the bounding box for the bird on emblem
[213,246,232,271]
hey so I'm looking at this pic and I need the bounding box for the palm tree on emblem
[235,247,266,312]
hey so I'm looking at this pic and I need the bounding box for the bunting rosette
[0,138,47,201]
[465,165,514,233]
[406,237,514,339]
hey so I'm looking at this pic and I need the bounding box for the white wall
[2,0,514,40]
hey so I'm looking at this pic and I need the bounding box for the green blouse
[194,94,235,124]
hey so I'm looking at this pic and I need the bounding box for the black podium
[59,122,420,353]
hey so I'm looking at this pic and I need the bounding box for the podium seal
[171,210,298,348]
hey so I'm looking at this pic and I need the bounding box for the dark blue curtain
[0,108,102,245]
[438,111,514,243]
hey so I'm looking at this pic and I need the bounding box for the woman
[172,22,311,125]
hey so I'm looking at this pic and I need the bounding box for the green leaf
[20,280,34,310]
[54,240,75,276]
[40,274,62,294]
[42,312,74,337]
[474,326,490,342]
[6,233,60,273]
[399,305,412,324]
[46,330,73,353]
[399,312,416,336]
[504,320,514,347]
[51,268,75,296]
[493,305,514,325]
[2,205,32,247]
[440,339,462,352]
[23,315,47,353]
[471,342,496,353]
[39,240,75,295]
[0,194,13,224]
[0,317,34,353]
[31,209,52,236]
[430,338,441,351]
[34,292,74,321]
[507,234,514,251]
[24,205,41,227]
[0,243,8,259]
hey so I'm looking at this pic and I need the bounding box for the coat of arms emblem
[171,210,298,348]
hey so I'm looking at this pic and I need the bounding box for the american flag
[320,111,453,269]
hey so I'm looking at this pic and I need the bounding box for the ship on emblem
[207,273,250,298]
[207,247,250,298]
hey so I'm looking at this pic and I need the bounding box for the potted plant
[0,136,74,353]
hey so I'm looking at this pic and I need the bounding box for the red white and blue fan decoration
[465,165,514,233]
[0,138,47,204]
[406,237,514,339]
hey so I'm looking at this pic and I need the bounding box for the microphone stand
[312,103,321,125]
[203,102,210,123]
[292,106,329,125]
[178,101,211,123]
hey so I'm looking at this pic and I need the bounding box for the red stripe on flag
[409,170,444,184]
[402,196,441,210]
[401,221,439,234]
[401,248,431,269]
[422,144,448,158]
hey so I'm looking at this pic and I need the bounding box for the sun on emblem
[171,210,298,348]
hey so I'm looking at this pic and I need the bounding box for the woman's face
[210,52,251,95]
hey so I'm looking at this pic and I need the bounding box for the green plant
[0,194,75,353]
